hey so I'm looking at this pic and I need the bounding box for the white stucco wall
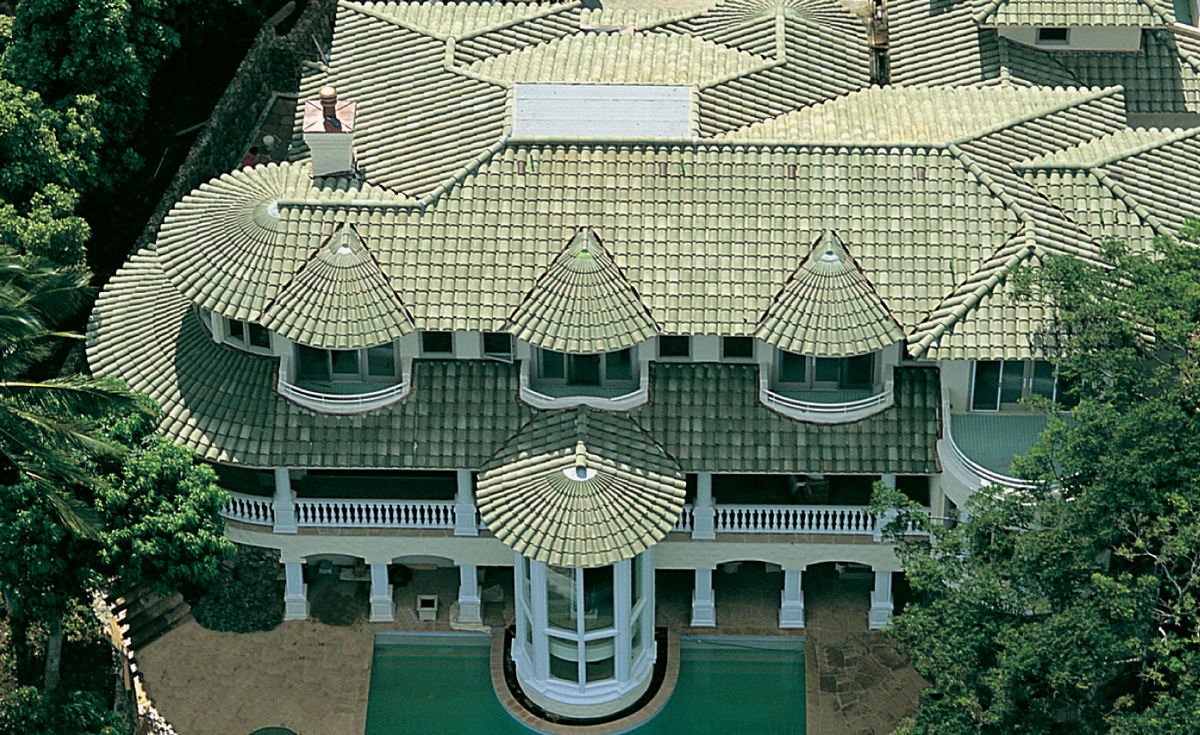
[997,25,1143,52]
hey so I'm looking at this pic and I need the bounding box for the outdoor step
[127,601,192,649]
[123,592,184,625]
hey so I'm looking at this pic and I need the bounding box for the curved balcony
[276,354,412,415]
[518,360,649,411]
[759,377,894,424]
[940,409,1041,491]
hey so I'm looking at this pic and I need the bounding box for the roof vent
[303,86,357,178]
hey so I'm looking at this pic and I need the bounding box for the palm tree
[0,246,145,537]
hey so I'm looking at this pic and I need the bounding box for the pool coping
[489,628,682,735]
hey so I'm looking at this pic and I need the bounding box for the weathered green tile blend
[87,0,1200,478]
[976,0,1173,28]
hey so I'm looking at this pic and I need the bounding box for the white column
[368,563,394,622]
[692,472,716,540]
[690,568,716,627]
[869,570,894,630]
[454,470,478,536]
[283,561,308,620]
[779,568,805,629]
[272,468,297,534]
[456,564,483,625]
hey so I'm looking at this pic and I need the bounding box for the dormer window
[221,316,271,353]
[776,350,876,389]
[538,348,634,385]
[658,336,690,360]
[295,343,401,383]
[722,337,755,361]
[421,331,453,355]
[1036,27,1069,44]
[483,332,513,358]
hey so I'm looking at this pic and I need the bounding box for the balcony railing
[672,503,928,536]
[276,354,412,415]
[220,491,459,530]
[518,360,650,410]
[938,397,1038,490]
[759,377,894,424]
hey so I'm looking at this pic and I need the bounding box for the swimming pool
[365,633,805,735]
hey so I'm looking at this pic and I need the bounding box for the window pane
[546,565,575,632]
[722,337,754,359]
[814,357,839,383]
[999,361,1024,404]
[631,557,642,608]
[569,354,601,385]
[422,331,453,353]
[659,336,689,358]
[779,351,807,383]
[226,318,245,342]
[483,332,512,356]
[972,361,1001,411]
[367,344,396,377]
[331,350,359,375]
[583,565,614,631]
[296,345,330,381]
[585,651,615,683]
[1030,361,1056,400]
[248,323,270,348]
[605,349,633,382]
[549,652,580,683]
[539,349,566,380]
[843,353,874,387]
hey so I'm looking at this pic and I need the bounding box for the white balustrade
[759,378,894,424]
[293,499,457,528]
[276,354,412,415]
[518,360,650,410]
[673,504,694,532]
[715,504,878,535]
[220,491,274,525]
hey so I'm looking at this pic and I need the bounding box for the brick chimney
[302,86,357,177]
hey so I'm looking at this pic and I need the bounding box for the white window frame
[775,349,877,390]
[969,359,1062,411]
[482,331,514,360]
[656,335,691,361]
[721,336,756,361]
[420,331,455,356]
[293,341,403,384]
[536,347,637,387]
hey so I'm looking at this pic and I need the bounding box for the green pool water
[365,633,805,735]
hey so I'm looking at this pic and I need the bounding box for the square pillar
[692,472,716,540]
[869,570,894,630]
[691,568,716,627]
[454,470,479,536]
[780,568,805,629]
[369,563,395,622]
[283,561,309,620]
[272,468,297,534]
[456,564,483,625]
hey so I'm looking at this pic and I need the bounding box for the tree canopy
[876,227,1200,735]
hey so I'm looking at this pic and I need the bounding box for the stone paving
[136,563,923,735]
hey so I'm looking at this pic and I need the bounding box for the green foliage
[878,228,1200,734]
[0,687,123,735]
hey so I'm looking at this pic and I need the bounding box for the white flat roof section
[510,84,693,139]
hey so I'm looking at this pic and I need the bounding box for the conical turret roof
[261,224,413,350]
[507,228,658,354]
[756,232,903,357]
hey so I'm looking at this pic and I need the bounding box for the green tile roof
[639,364,942,474]
[718,84,1108,143]
[1051,29,1200,115]
[506,227,659,353]
[88,248,529,468]
[477,408,685,567]
[363,0,582,40]
[261,224,413,350]
[756,232,903,356]
[888,0,1002,87]
[976,0,1172,28]
[469,28,764,86]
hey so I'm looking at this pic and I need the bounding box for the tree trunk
[43,615,63,692]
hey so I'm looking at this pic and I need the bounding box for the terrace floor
[135,564,923,735]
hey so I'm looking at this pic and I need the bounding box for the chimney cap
[303,94,357,134]
[319,86,338,104]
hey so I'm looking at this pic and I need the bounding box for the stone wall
[134,0,338,252]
